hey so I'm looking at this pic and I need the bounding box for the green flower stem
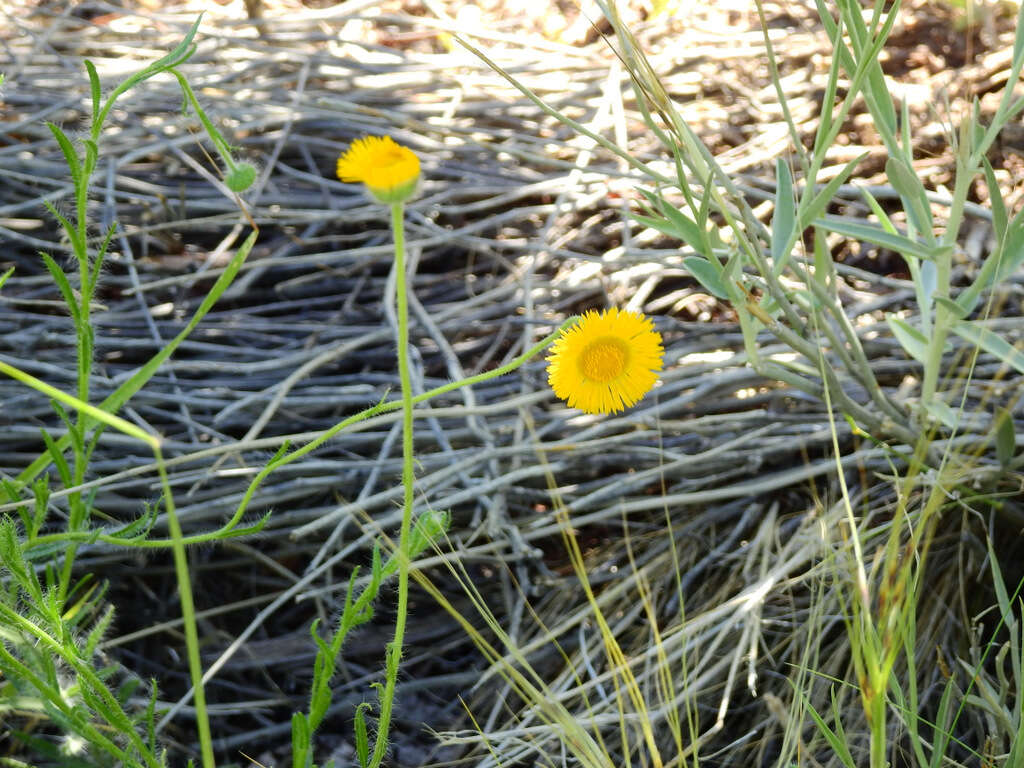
[169,69,254,191]
[156,447,216,768]
[369,201,414,768]
[18,321,575,556]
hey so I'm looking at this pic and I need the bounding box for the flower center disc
[579,337,629,383]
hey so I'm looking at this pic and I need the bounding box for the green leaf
[857,185,898,234]
[771,158,795,275]
[994,407,1016,467]
[1014,0,1024,68]
[995,204,1024,285]
[951,320,1024,375]
[982,156,1007,243]
[0,266,13,292]
[682,255,729,299]
[885,156,933,236]
[119,15,201,92]
[886,314,929,364]
[85,60,101,127]
[42,199,83,256]
[956,204,1024,316]
[39,429,72,488]
[38,251,81,326]
[354,702,372,768]
[291,711,310,764]
[47,122,81,187]
[632,189,704,250]
[799,152,869,228]
[82,139,98,178]
[109,502,159,542]
[89,222,118,298]
[84,605,114,656]
[933,296,968,320]
[409,508,450,557]
[811,228,831,288]
[790,679,857,768]
[923,400,959,431]
[816,216,948,262]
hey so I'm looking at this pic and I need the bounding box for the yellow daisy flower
[336,135,420,204]
[547,308,664,415]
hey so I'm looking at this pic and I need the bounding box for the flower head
[336,135,420,204]
[547,308,664,415]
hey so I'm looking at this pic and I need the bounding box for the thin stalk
[156,447,215,768]
[369,202,414,768]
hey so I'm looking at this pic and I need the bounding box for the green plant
[442,0,1024,766]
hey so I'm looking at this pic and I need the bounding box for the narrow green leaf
[899,93,912,158]
[994,408,1016,467]
[291,711,310,764]
[771,158,795,275]
[952,320,1024,375]
[42,199,83,257]
[85,60,101,127]
[886,314,930,364]
[93,16,204,135]
[659,201,704,250]
[885,156,933,236]
[817,216,948,262]
[682,255,729,299]
[811,10,844,156]
[84,605,115,656]
[698,180,714,231]
[853,5,898,140]
[118,15,201,92]
[933,296,968,320]
[923,400,960,431]
[790,681,857,767]
[409,508,450,557]
[982,156,1007,242]
[800,152,869,229]
[38,252,81,326]
[354,703,372,768]
[631,212,691,246]
[47,122,81,186]
[39,429,72,488]
[857,185,898,234]
[89,222,118,297]
[956,205,1024,316]
[812,227,831,288]
[927,679,957,768]
[0,359,156,451]
[631,198,703,251]
[1014,0,1024,67]
[995,205,1024,284]
[83,138,98,178]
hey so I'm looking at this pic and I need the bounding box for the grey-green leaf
[994,407,1016,467]
[817,216,948,262]
[683,255,729,299]
[771,158,795,275]
[885,156,933,236]
[951,320,1024,374]
[887,314,930,364]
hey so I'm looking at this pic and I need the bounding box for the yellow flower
[336,135,420,204]
[547,308,664,415]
